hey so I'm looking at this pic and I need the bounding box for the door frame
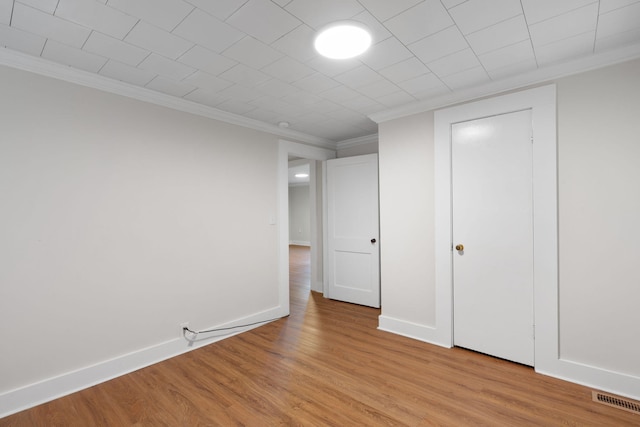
[277,140,336,316]
[433,85,557,373]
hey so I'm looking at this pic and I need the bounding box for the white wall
[288,185,310,246]
[378,58,640,398]
[0,64,281,409]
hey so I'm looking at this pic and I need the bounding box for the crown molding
[336,133,378,150]
[369,42,640,124]
[0,48,337,150]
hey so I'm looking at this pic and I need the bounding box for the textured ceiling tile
[56,0,137,40]
[0,23,46,55]
[183,0,247,21]
[261,56,315,83]
[376,90,417,108]
[172,9,244,53]
[355,79,402,98]
[16,0,58,14]
[334,65,383,89]
[216,99,258,115]
[183,87,227,108]
[360,37,414,71]
[599,0,640,14]
[226,0,301,44]
[254,78,300,98]
[384,0,453,45]
[597,1,640,39]
[486,57,537,79]
[222,36,283,69]
[306,56,362,77]
[99,59,156,86]
[182,70,233,91]
[177,45,237,76]
[351,10,392,44]
[427,48,481,77]
[0,0,12,24]
[83,32,149,67]
[285,0,363,29]
[125,21,193,59]
[270,24,317,63]
[396,72,447,95]
[408,26,469,64]
[107,0,195,32]
[529,3,598,47]
[12,2,91,48]
[535,31,595,65]
[318,85,362,103]
[440,66,490,90]
[479,39,536,71]
[521,0,597,25]
[42,39,107,72]
[138,53,196,80]
[466,15,529,55]
[595,27,640,51]
[441,0,466,8]
[449,0,523,35]
[379,57,431,84]
[292,72,341,94]
[219,63,271,86]
[356,0,422,22]
[145,75,197,97]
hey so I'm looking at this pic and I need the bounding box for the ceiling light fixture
[294,173,309,178]
[314,21,372,60]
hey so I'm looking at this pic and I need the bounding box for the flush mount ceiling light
[294,173,309,178]
[314,21,372,60]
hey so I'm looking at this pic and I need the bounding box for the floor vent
[592,391,640,415]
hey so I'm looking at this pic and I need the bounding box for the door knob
[455,244,464,251]
[371,238,377,244]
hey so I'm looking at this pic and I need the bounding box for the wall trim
[377,315,446,348]
[370,42,640,124]
[0,306,284,418]
[0,48,335,150]
[336,133,378,150]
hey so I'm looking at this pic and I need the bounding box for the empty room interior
[1,0,640,424]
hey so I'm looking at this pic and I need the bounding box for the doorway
[433,85,558,375]
[277,140,335,317]
[451,110,534,366]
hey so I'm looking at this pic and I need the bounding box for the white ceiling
[1,0,640,144]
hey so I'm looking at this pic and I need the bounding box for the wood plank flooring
[2,245,638,426]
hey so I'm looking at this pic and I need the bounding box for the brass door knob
[455,244,464,251]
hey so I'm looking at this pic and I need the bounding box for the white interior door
[325,154,380,308]
[452,110,534,366]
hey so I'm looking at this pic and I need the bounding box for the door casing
[433,85,558,374]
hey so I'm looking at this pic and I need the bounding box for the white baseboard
[538,358,640,402]
[378,316,640,402]
[289,240,310,246]
[0,306,286,418]
[377,315,449,348]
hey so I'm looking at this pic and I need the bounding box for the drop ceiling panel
[12,3,90,48]
[107,0,194,32]
[384,0,453,45]
[55,0,137,40]
[125,21,193,59]
[450,0,523,35]
[145,75,197,97]
[17,0,58,14]
[138,53,196,80]
[521,0,597,24]
[0,0,12,24]
[99,59,156,86]
[226,0,301,44]
[356,0,423,22]
[177,45,237,76]
[284,0,363,29]
[1,0,639,143]
[42,39,107,72]
[172,9,243,53]
[222,36,283,69]
[83,32,150,67]
[0,23,46,55]
[529,3,598,47]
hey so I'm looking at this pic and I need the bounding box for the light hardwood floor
[2,245,638,426]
